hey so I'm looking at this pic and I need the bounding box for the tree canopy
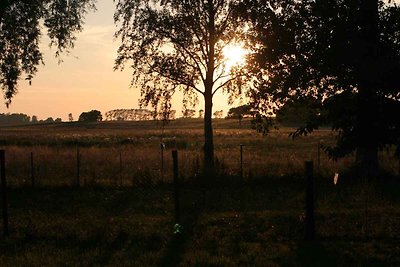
[114,0,248,174]
[0,0,95,106]
[244,0,400,168]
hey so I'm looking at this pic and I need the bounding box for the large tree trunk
[356,0,380,174]
[202,0,216,178]
[203,90,215,177]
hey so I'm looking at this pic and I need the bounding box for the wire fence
[3,143,399,188]
[0,146,399,265]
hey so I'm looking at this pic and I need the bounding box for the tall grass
[0,120,398,187]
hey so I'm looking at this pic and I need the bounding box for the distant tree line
[0,113,62,125]
[105,109,176,121]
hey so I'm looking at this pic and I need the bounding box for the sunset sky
[0,0,238,121]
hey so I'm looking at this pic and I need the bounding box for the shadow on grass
[296,241,337,267]
[158,187,204,267]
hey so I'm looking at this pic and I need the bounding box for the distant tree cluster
[181,109,196,119]
[0,113,30,124]
[78,110,102,122]
[213,110,224,119]
[226,104,256,124]
[0,113,62,125]
[198,109,204,118]
[105,109,176,121]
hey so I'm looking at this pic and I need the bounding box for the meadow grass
[0,119,399,266]
[1,119,398,186]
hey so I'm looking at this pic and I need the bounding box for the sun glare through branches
[222,44,248,71]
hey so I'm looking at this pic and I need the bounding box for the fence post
[172,150,180,224]
[30,152,35,188]
[317,141,321,172]
[160,143,165,183]
[76,146,80,187]
[0,150,9,236]
[240,144,244,181]
[305,161,315,241]
[119,151,122,186]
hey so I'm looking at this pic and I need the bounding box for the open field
[0,119,398,186]
[0,119,399,266]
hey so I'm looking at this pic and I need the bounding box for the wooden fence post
[0,150,9,236]
[30,152,35,188]
[305,161,315,241]
[119,151,122,186]
[76,146,80,187]
[240,144,244,181]
[317,141,321,172]
[160,143,165,183]
[172,150,180,224]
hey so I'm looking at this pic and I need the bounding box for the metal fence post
[30,152,35,187]
[119,151,123,186]
[172,150,180,224]
[305,161,315,241]
[240,144,244,181]
[0,150,9,236]
[161,143,165,183]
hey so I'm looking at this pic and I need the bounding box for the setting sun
[223,44,247,70]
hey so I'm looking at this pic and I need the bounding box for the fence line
[0,150,9,237]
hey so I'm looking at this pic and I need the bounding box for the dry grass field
[0,119,399,266]
[0,118,398,187]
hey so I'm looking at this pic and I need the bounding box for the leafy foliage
[244,0,400,162]
[114,0,247,105]
[0,0,95,106]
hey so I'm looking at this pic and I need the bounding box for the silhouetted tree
[213,110,224,119]
[31,115,38,123]
[244,0,400,171]
[0,0,95,106]
[182,109,196,119]
[198,109,204,118]
[78,110,102,122]
[44,117,54,123]
[226,104,252,124]
[114,0,248,175]
[55,118,62,123]
[68,113,74,122]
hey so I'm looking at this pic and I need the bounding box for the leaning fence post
[76,146,80,187]
[30,152,35,188]
[0,150,9,236]
[172,150,180,224]
[305,161,315,241]
[240,144,244,182]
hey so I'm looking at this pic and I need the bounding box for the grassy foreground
[0,119,399,266]
[0,179,399,266]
